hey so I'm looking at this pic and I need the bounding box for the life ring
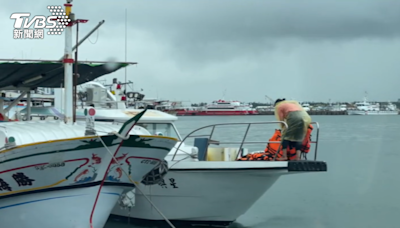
[171,102,176,106]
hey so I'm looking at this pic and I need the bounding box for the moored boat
[0,108,178,228]
[347,93,398,115]
[184,99,258,116]
[1,1,178,227]
[110,121,327,227]
[157,99,258,116]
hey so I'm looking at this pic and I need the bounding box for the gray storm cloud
[2,0,400,102]
[95,0,400,65]
[121,0,400,40]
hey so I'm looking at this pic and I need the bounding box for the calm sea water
[105,115,400,228]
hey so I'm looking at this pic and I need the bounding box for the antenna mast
[124,8,128,105]
[64,1,74,125]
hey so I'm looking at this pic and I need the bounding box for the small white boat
[110,121,326,227]
[77,81,327,227]
[347,93,398,115]
[301,102,311,112]
[329,103,347,111]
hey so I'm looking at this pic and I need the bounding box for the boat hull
[347,110,398,115]
[0,185,121,228]
[0,134,176,228]
[0,136,120,228]
[110,161,288,226]
[105,135,177,187]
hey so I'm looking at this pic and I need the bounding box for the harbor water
[105,115,400,228]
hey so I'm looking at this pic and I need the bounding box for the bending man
[274,98,311,161]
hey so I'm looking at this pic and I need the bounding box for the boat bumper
[288,160,327,172]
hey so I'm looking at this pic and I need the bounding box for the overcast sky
[3,0,400,103]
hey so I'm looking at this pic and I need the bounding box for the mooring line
[97,133,176,228]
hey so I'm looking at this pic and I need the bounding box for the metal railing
[78,100,125,108]
[171,121,320,161]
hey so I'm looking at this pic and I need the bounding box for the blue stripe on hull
[0,192,120,210]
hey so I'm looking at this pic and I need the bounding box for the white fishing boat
[301,102,311,112]
[0,1,178,228]
[329,103,347,111]
[19,80,327,227]
[110,121,326,227]
[0,110,176,228]
[347,93,398,115]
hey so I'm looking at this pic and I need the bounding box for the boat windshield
[136,123,181,140]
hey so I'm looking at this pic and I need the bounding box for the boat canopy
[0,121,150,147]
[17,107,179,123]
[0,62,130,90]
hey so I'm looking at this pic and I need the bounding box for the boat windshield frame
[126,121,182,141]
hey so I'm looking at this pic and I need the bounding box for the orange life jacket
[237,125,313,161]
[264,124,313,158]
[301,125,313,153]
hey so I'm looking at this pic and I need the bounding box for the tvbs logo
[10,5,71,39]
